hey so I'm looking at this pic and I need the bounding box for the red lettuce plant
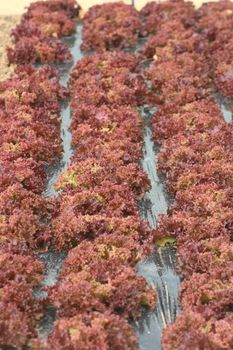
[37,312,138,350]
[81,2,142,52]
[140,0,196,35]
[197,0,233,97]
[162,311,233,350]
[8,35,71,65]
[49,267,155,320]
[8,0,81,65]
[0,244,45,348]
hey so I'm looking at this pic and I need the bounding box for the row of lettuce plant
[0,1,80,348]
[139,1,233,349]
[197,1,233,98]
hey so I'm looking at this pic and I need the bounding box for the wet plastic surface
[35,252,66,339]
[43,24,84,198]
[215,93,233,123]
[139,105,169,226]
[136,246,180,350]
[136,105,180,350]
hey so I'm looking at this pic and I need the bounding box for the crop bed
[0,1,232,350]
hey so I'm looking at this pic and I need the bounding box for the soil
[0,15,20,81]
